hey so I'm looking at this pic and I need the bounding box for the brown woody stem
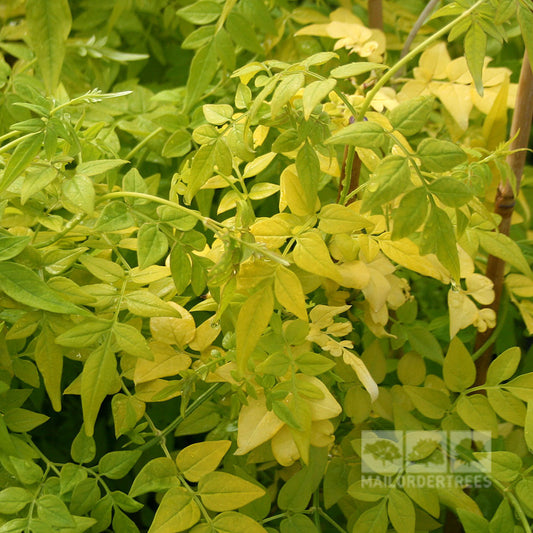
[474,50,533,386]
[368,0,383,30]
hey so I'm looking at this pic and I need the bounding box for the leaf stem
[357,0,486,120]
[124,127,164,160]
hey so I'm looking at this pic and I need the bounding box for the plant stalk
[368,0,383,30]
[474,50,533,386]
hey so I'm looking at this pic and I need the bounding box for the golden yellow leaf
[293,230,343,283]
[270,425,300,466]
[299,375,342,420]
[274,266,308,320]
[150,302,196,347]
[448,290,478,338]
[189,317,221,352]
[342,349,379,401]
[134,342,191,384]
[135,378,182,402]
[235,394,284,455]
[465,274,494,305]
[280,165,319,216]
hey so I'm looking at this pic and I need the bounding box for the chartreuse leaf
[428,178,472,207]
[392,188,428,239]
[303,79,336,119]
[69,478,100,515]
[137,224,168,269]
[388,489,415,533]
[95,202,135,232]
[81,345,119,437]
[403,386,450,419]
[0,235,30,261]
[129,458,178,498]
[113,508,139,533]
[326,121,385,148]
[487,388,525,425]
[464,21,486,96]
[113,322,153,359]
[296,142,319,210]
[0,131,44,193]
[473,451,522,483]
[77,159,128,177]
[0,262,87,315]
[475,229,532,277]
[198,472,265,512]
[70,425,96,464]
[281,514,318,533]
[226,12,262,54]
[388,96,434,136]
[525,402,533,453]
[25,0,71,94]
[236,283,274,373]
[37,494,76,528]
[35,326,63,411]
[361,156,411,213]
[456,395,498,434]
[353,500,388,533]
[486,347,520,385]
[148,487,200,533]
[330,62,387,78]
[293,231,342,283]
[518,3,533,73]
[177,1,221,24]
[490,500,514,533]
[79,255,124,282]
[185,42,217,111]
[457,509,489,533]
[417,138,467,172]
[278,446,328,512]
[274,266,307,321]
[56,320,111,347]
[62,174,95,214]
[4,408,49,432]
[98,450,142,480]
[271,72,305,118]
[185,143,216,203]
[443,337,476,392]
[176,440,231,482]
[0,487,33,514]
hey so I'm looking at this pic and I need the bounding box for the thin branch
[474,50,533,386]
[400,0,441,60]
[368,0,383,30]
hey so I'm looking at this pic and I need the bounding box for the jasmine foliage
[0,1,532,532]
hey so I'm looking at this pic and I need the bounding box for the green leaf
[0,235,30,261]
[129,458,178,498]
[236,283,274,373]
[176,440,231,483]
[403,385,450,419]
[79,255,124,283]
[177,1,222,24]
[226,12,263,54]
[0,132,44,193]
[203,104,233,125]
[0,262,86,315]
[473,451,522,483]
[213,512,268,533]
[428,178,473,207]
[330,62,387,78]
[4,408,49,432]
[518,3,533,73]
[0,487,33,514]
[95,202,135,232]
[162,129,192,158]
[137,224,168,269]
[62,174,95,214]
[70,426,96,464]
[489,500,514,533]
[98,450,142,480]
[443,337,476,392]
[392,188,428,239]
[504,372,533,402]
[388,96,434,136]
[486,347,521,385]
[361,156,411,213]
[37,494,76,528]
[148,487,200,533]
[487,388,526,425]
[457,508,489,533]
[185,143,216,203]
[280,514,318,533]
[277,446,328,511]
[303,79,336,120]
[388,489,415,533]
[76,159,128,177]
[326,121,385,148]
[319,204,373,234]
[271,72,305,117]
[56,320,111,347]
[125,290,182,317]
[525,401,533,453]
[353,500,388,533]
[403,485,440,518]
[456,395,498,434]
[26,0,71,94]
[420,206,460,281]
[464,22,486,96]
[295,142,319,210]
[112,508,140,533]
[406,325,443,363]
[70,478,100,515]
[293,231,342,283]
[476,229,532,277]
[417,138,467,172]
[113,322,153,359]
[185,42,217,111]
[81,346,119,437]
